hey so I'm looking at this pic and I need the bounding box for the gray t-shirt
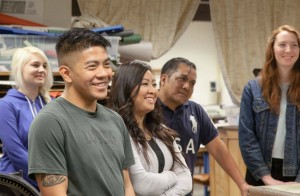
[28,97,135,195]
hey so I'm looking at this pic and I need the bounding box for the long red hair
[261,25,300,113]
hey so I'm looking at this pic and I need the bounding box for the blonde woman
[0,46,53,189]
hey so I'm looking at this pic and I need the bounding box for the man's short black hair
[56,27,111,66]
[161,57,196,76]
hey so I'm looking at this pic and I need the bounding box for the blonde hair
[10,46,54,103]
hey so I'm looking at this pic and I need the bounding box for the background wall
[149,21,233,106]
[1,0,72,28]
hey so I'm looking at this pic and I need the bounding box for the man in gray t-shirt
[28,28,135,195]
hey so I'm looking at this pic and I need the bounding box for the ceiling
[193,0,211,21]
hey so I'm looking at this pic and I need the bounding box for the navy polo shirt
[158,98,218,175]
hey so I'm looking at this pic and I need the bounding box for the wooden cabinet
[209,125,246,196]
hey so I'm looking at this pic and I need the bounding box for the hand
[239,181,251,196]
[261,175,285,185]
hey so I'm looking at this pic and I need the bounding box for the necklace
[142,127,153,141]
[145,133,152,141]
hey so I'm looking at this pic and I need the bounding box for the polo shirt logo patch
[189,115,197,134]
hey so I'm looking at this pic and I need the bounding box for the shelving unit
[0,72,10,97]
[0,72,64,98]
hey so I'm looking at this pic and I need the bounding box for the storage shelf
[0,71,64,98]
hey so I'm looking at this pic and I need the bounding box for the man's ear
[59,65,72,83]
[160,74,167,86]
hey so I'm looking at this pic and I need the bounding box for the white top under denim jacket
[238,79,300,182]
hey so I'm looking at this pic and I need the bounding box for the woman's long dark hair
[108,61,183,166]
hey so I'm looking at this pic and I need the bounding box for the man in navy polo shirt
[158,57,249,196]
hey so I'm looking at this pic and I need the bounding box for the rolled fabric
[120,34,142,44]
[108,29,134,37]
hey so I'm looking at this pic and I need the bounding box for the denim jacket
[239,79,300,182]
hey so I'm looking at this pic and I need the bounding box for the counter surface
[249,184,300,196]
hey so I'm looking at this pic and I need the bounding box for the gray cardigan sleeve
[128,138,178,196]
[160,141,193,196]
